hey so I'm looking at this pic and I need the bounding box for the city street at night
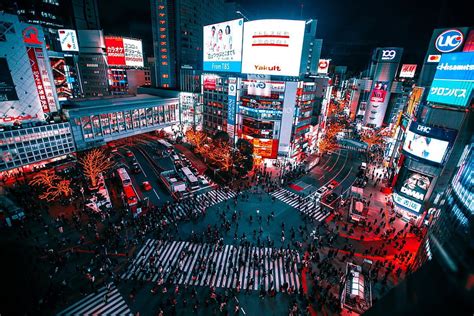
[0,0,473,315]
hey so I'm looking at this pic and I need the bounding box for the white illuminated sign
[241,20,305,76]
[402,130,449,163]
[58,29,79,52]
[393,193,422,213]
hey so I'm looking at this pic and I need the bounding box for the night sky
[98,0,472,72]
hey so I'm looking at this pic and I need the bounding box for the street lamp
[236,10,249,21]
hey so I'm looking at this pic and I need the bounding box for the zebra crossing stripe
[122,240,301,293]
[57,285,132,316]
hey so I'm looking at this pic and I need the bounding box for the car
[325,193,338,204]
[130,156,137,163]
[316,186,329,196]
[198,175,209,185]
[142,181,152,191]
[126,150,134,157]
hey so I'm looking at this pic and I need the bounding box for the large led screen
[241,20,305,76]
[203,19,243,72]
[105,37,144,67]
[427,52,474,107]
[395,169,432,202]
[402,130,449,163]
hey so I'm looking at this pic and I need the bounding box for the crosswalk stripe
[122,240,301,294]
[271,188,330,222]
[57,285,132,316]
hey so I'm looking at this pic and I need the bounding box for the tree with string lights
[79,148,114,188]
[29,170,72,201]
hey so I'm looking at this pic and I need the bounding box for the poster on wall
[0,58,19,101]
[241,19,305,76]
[203,18,243,72]
[396,169,432,202]
[370,81,389,103]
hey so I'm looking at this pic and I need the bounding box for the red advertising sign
[370,81,388,103]
[203,76,217,90]
[27,47,50,113]
[399,64,417,78]
[462,30,474,52]
[105,37,126,66]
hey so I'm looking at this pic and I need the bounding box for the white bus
[181,166,199,189]
[117,167,132,186]
[157,139,173,150]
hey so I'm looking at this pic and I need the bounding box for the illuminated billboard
[402,121,457,164]
[462,30,474,52]
[58,29,79,52]
[427,52,474,107]
[203,75,217,90]
[395,168,432,202]
[399,64,417,78]
[241,19,305,76]
[105,36,144,67]
[50,57,73,101]
[203,18,243,72]
[317,59,330,74]
[370,81,389,103]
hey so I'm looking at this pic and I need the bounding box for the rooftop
[63,94,177,110]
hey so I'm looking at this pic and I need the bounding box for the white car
[198,175,209,185]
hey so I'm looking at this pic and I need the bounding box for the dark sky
[97,0,472,72]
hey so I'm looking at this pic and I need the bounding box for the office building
[150,0,238,88]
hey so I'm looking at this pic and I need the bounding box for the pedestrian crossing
[57,284,132,316]
[270,188,330,222]
[165,189,237,221]
[122,239,301,293]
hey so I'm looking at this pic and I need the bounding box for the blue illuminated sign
[427,52,474,107]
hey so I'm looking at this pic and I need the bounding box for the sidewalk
[326,164,413,242]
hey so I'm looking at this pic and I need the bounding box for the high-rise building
[150,0,238,88]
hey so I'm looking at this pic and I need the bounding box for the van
[360,162,367,171]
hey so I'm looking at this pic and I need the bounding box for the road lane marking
[153,188,160,200]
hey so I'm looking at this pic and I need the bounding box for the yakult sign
[241,20,305,76]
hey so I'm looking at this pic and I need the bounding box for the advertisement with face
[403,130,449,163]
[370,81,389,103]
[396,169,432,202]
[203,19,243,72]
[241,20,305,76]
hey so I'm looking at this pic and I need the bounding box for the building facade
[63,94,179,150]
[150,0,238,88]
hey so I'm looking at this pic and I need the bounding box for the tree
[208,141,234,171]
[30,170,72,201]
[235,139,254,175]
[185,129,209,155]
[360,129,383,149]
[79,148,114,187]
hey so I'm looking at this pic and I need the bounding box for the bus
[157,139,173,151]
[181,166,199,190]
[116,168,139,212]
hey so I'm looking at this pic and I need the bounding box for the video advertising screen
[203,19,243,72]
[402,130,449,163]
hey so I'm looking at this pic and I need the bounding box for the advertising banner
[399,64,417,78]
[34,48,57,112]
[317,59,330,74]
[58,29,79,52]
[393,193,422,213]
[50,57,73,101]
[370,81,389,103]
[203,75,217,90]
[105,37,126,66]
[247,78,271,97]
[377,48,402,63]
[203,18,243,72]
[123,38,144,67]
[241,19,305,76]
[425,28,470,57]
[402,121,457,164]
[0,58,19,101]
[395,168,432,202]
[227,77,237,126]
[427,52,474,107]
